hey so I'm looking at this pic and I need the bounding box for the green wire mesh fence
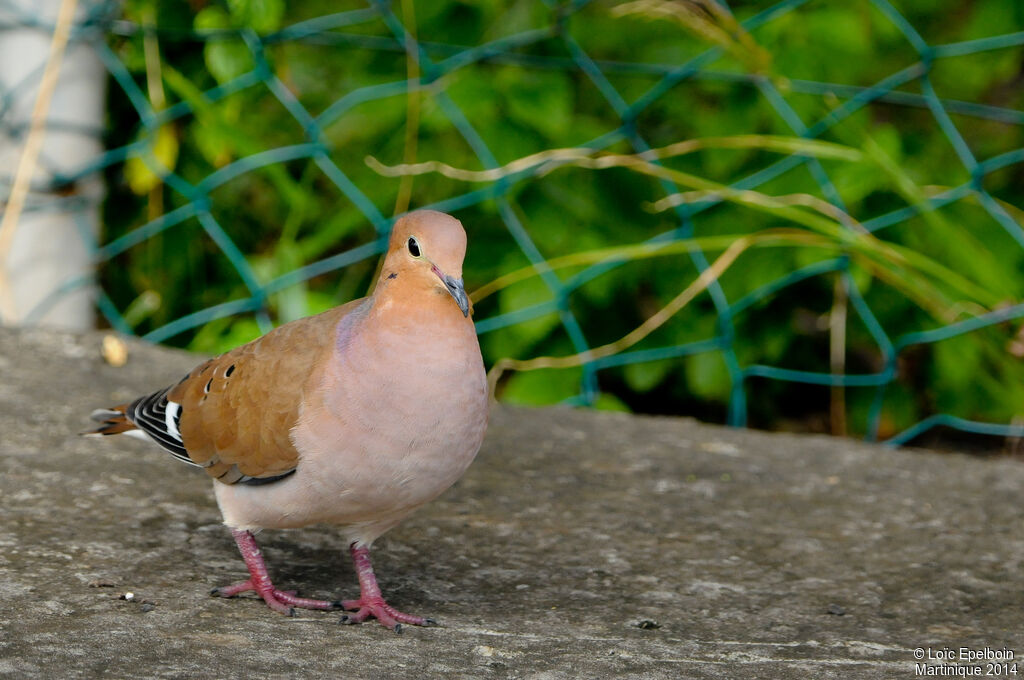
[2,0,1024,447]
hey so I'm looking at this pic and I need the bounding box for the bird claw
[338,612,404,634]
[210,579,254,599]
[211,579,338,613]
[336,597,432,631]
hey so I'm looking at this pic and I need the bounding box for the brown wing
[167,299,366,484]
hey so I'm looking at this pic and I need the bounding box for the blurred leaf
[192,116,234,168]
[121,290,162,328]
[847,261,872,295]
[594,392,631,412]
[487,273,560,360]
[932,335,981,398]
[685,352,730,401]
[497,68,573,140]
[500,368,580,405]
[125,125,179,195]
[196,7,253,85]
[188,317,262,354]
[624,359,671,393]
[227,0,285,33]
[830,124,901,205]
[306,291,341,316]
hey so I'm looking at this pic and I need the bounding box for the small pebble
[140,603,156,613]
[635,619,660,629]
[120,592,135,601]
[101,334,129,367]
[826,603,845,616]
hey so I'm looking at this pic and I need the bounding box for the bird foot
[338,596,436,632]
[212,579,342,615]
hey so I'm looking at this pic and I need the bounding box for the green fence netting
[2,0,1024,447]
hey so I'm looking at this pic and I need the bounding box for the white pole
[0,0,105,330]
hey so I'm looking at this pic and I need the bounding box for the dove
[86,210,489,631]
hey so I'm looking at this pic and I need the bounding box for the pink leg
[338,543,436,632]
[211,529,341,615]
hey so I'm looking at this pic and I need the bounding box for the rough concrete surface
[1,326,1023,679]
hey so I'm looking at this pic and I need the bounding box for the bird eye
[407,237,421,257]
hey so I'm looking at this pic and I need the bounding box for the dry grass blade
[486,237,752,397]
[0,0,80,322]
[651,188,864,233]
[393,0,421,216]
[613,0,773,74]
[471,229,819,303]
[365,134,861,183]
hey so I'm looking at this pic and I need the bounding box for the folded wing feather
[122,300,362,485]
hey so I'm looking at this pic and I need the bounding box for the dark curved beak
[443,274,470,317]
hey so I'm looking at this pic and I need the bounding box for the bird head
[379,210,471,318]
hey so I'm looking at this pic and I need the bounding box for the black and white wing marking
[125,384,297,486]
[126,386,194,465]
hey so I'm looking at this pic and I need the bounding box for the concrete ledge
[1,327,1023,679]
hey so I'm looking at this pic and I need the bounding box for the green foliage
[98,0,1024,444]
[501,367,581,407]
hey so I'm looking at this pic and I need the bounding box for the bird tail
[81,406,138,437]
